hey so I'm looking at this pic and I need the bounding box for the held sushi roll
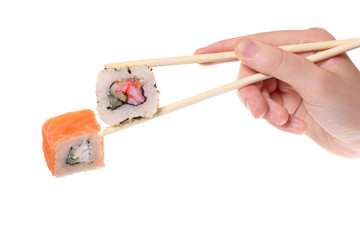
[96,65,159,125]
[42,110,104,177]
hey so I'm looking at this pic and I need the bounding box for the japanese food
[42,109,104,177]
[96,65,159,125]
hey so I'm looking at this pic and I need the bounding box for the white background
[1,0,360,239]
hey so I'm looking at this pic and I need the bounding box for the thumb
[234,38,327,96]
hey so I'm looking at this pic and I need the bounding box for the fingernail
[245,99,257,117]
[236,38,257,59]
[268,110,288,126]
[289,119,306,134]
[194,48,204,55]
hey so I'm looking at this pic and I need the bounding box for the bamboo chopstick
[98,39,360,137]
[104,38,360,69]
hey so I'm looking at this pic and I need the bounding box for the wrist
[331,138,360,159]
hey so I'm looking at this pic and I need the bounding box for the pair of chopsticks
[99,38,360,137]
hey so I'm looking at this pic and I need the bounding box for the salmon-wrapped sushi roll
[42,109,104,177]
[96,65,159,125]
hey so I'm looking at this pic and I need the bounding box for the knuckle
[308,27,335,41]
[237,85,258,103]
[266,48,287,76]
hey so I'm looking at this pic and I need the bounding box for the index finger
[194,28,335,65]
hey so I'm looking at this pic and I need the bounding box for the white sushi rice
[54,133,103,177]
[96,66,159,125]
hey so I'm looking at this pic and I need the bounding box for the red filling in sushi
[108,78,146,110]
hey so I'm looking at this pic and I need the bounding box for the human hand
[195,28,360,158]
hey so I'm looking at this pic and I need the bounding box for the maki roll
[42,109,104,177]
[96,65,159,125]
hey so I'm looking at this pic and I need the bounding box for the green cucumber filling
[108,92,127,110]
[66,140,91,166]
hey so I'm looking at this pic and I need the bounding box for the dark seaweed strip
[120,118,129,125]
[66,147,79,166]
[141,86,147,103]
[87,140,91,159]
[141,86,145,96]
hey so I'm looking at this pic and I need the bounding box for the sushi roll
[96,65,159,125]
[42,109,104,177]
